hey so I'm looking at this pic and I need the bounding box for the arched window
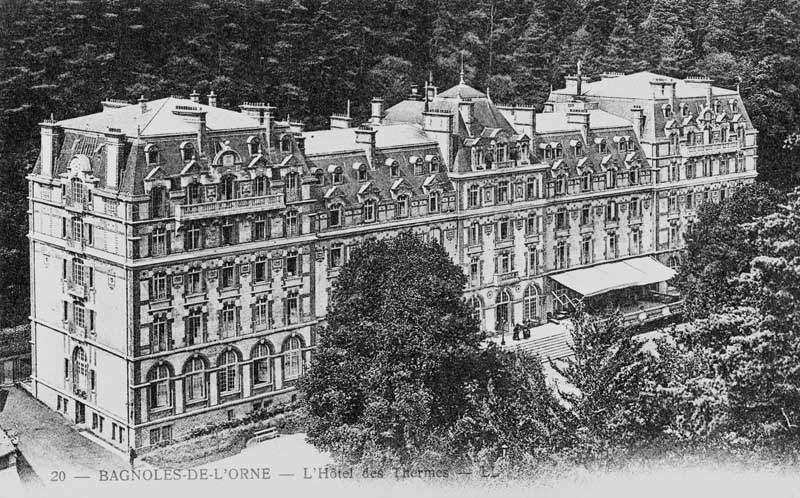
[145,144,160,165]
[151,186,168,218]
[357,163,368,182]
[396,194,409,218]
[247,136,260,156]
[280,135,292,153]
[284,336,303,381]
[73,347,89,393]
[187,182,202,205]
[184,357,206,402]
[217,350,239,394]
[619,138,628,153]
[468,295,482,327]
[252,342,273,386]
[413,157,424,176]
[468,184,480,208]
[429,155,440,173]
[555,144,563,158]
[363,199,376,222]
[332,166,344,184]
[574,142,583,157]
[389,160,400,177]
[219,175,236,201]
[181,142,195,162]
[314,170,324,186]
[329,203,343,227]
[253,176,270,196]
[428,191,440,213]
[495,288,512,333]
[523,285,540,324]
[147,364,171,410]
[598,139,607,154]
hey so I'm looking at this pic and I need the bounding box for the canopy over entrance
[549,257,675,297]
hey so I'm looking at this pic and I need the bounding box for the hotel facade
[27,71,758,450]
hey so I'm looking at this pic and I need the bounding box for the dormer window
[662,104,672,118]
[428,155,440,173]
[597,139,607,154]
[220,175,236,200]
[543,145,553,160]
[680,103,689,116]
[362,199,376,222]
[554,144,563,158]
[187,182,202,204]
[329,203,343,227]
[729,99,738,112]
[280,135,292,153]
[356,163,368,182]
[332,166,343,185]
[574,142,583,156]
[247,136,260,156]
[412,157,424,176]
[713,100,721,114]
[180,142,194,161]
[619,138,628,153]
[145,144,160,165]
[314,170,324,186]
[221,152,236,167]
[390,161,399,177]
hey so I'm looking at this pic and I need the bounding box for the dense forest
[2,0,800,326]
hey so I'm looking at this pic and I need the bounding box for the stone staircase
[502,331,574,363]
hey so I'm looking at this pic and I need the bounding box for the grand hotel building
[27,72,758,450]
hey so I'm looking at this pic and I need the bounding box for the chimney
[101,99,130,112]
[39,118,62,179]
[138,95,147,114]
[684,76,713,107]
[513,105,536,141]
[239,102,276,147]
[458,97,474,131]
[355,124,377,167]
[666,81,677,112]
[631,105,645,138]
[173,105,207,151]
[567,109,590,143]
[104,128,125,190]
[576,60,583,96]
[295,135,306,154]
[329,113,353,129]
[189,90,200,103]
[370,98,384,125]
[423,108,453,170]
[409,84,422,101]
[600,72,624,81]
[207,91,217,108]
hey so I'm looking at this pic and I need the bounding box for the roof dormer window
[180,142,194,162]
[356,163,368,182]
[332,166,343,185]
[596,138,607,154]
[662,104,672,118]
[427,155,440,173]
[247,136,260,156]
[280,135,292,153]
[145,144,160,165]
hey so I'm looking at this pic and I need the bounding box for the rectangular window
[151,317,169,353]
[329,244,343,268]
[72,218,83,241]
[186,269,202,295]
[556,210,568,230]
[581,238,592,265]
[556,242,569,270]
[253,300,272,329]
[497,220,511,241]
[497,252,513,274]
[526,214,539,236]
[285,294,299,325]
[151,229,167,256]
[253,215,270,241]
[150,429,162,446]
[526,178,538,199]
[686,193,695,210]
[580,206,591,226]
[220,305,236,337]
[185,224,201,251]
[286,254,299,277]
[221,220,235,245]
[607,233,619,259]
[468,223,481,246]
[74,302,86,328]
[496,182,509,203]
[631,229,642,255]
[528,249,540,275]
[185,311,202,345]
[629,198,640,218]
[253,258,268,283]
[254,358,271,385]
[285,350,302,381]
[469,259,480,287]
[220,264,235,289]
[152,273,168,300]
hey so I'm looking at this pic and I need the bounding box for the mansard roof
[551,71,739,100]
[57,97,262,136]
[535,110,633,134]
[302,124,435,156]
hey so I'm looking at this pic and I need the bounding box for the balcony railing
[681,141,739,157]
[619,300,684,327]
[495,270,519,284]
[68,322,88,338]
[175,194,285,223]
[66,281,88,299]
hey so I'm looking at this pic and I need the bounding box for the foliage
[300,232,566,467]
[675,182,787,319]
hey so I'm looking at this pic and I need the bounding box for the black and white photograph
[1,1,799,496]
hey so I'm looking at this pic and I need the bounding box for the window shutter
[166,231,171,255]
[62,260,68,280]
[202,313,208,342]
[88,267,94,287]
[86,223,94,245]
[90,310,95,331]
[140,234,149,258]
[140,279,150,302]
[62,217,67,238]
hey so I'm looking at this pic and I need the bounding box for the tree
[658,26,695,76]
[675,182,787,319]
[300,232,565,466]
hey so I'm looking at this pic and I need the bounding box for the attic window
[412,157,424,176]
[554,144,563,158]
[332,166,343,184]
[145,144,160,165]
[662,104,672,118]
[247,136,260,156]
[597,139,607,154]
[357,164,368,182]
[574,142,583,156]
[221,152,236,167]
[280,135,292,153]
[389,161,399,177]
[618,138,628,153]
[428,155,440,173]
[180,142,194,161]
[680,103,689,116]
[314,170,324,186]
